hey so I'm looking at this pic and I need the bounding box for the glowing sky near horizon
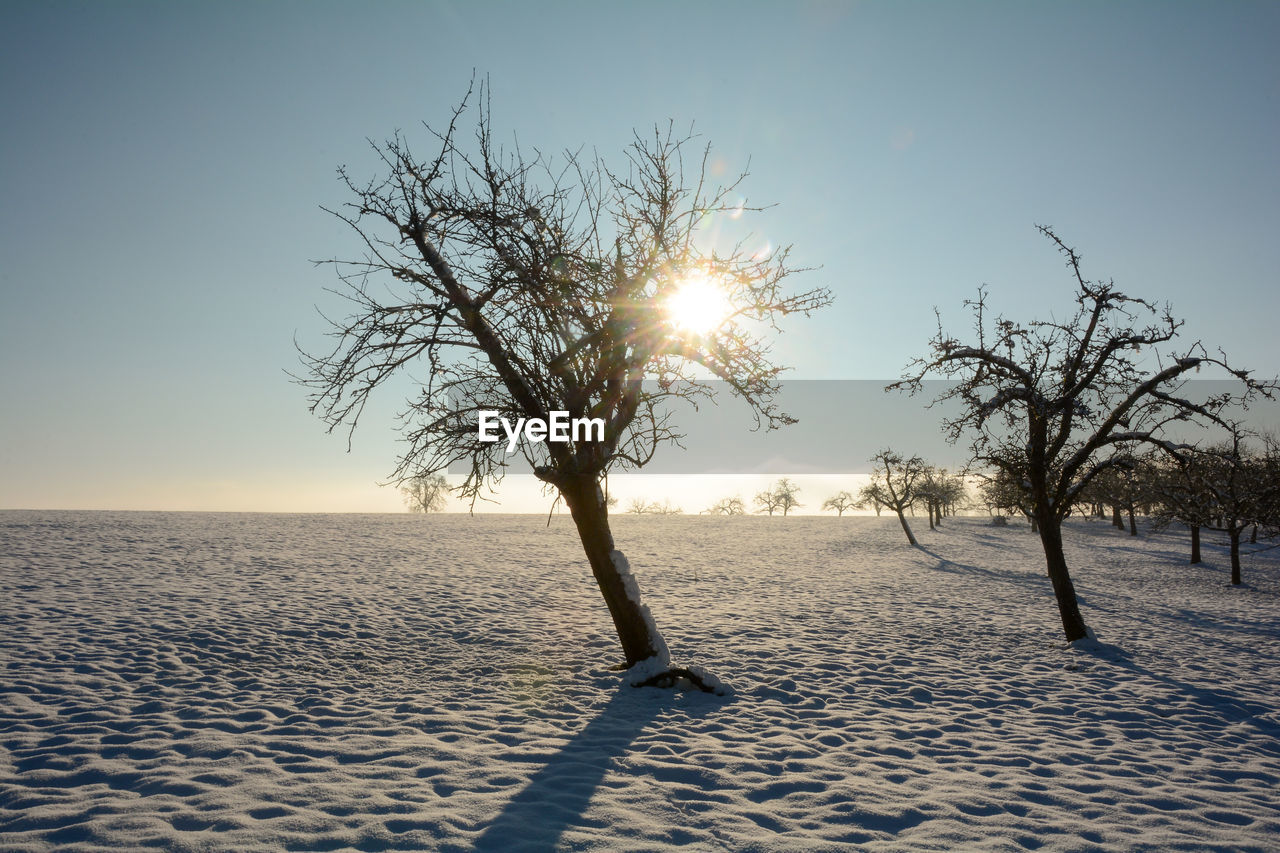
[1,1,1278,512]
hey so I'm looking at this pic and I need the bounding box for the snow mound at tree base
[626,659,728,694]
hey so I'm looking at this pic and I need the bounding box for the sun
[665,274,734,334]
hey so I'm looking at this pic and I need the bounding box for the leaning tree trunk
[894,508,918,546]
[558,474,669,669]
[1036,513,1091,642]
[1189,525,1201,564]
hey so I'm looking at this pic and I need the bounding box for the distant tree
[1078,465,1129,530]
[822,490,856,516]
[977,467,1036,527]
[1118,460,1155,535]
[755,477,802,516]
[705,496,746,515]
[774,477,802,516]
[625,498,684,516]
[298,83,830,685]
[402,473,450,513]
[652,499,684,516]
[1260,433,1280,538]
[626,498,654,515]
[856,483,885,516]
[943,470,969,517]
[921,469,943,529]
[917,466,966,529]
[868,449,926,545]
[892,226,1271,641]
[1147,450,1216,564]
[1185,426,1279,584]
[753,489,782,516]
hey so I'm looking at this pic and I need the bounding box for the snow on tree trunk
[559,474,669,669]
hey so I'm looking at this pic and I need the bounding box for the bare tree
[705,496,746,515]
[855,483,885,516]
[401,472,450,513]
[917,466,966,529]
[651,499,684,516]
[822,490,856,516]
[774,477,802,516]
[1148,448,1216,564]
[1182,426,1279,584]
[753,488,782,516]
[977,466,1036,527]
[892,226,1270,641]
[868,449,926,545]
[298,83,830,687]
[1078,465,1129,530]
[755,477,802,516]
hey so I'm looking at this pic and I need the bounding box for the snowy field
[2,511,1279,852]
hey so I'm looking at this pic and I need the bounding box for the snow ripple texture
[2,511,1279,851]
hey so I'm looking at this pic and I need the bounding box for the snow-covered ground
[2,511,1278,852]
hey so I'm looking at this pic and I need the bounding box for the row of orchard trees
[711,466,967,525]
[979,430,1280,586]
[892,226,1275,642]
[849,451,968,545]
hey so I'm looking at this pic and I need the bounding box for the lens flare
[665,274,734,334]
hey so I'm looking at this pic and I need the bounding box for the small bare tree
[1184,426,1279,584]
[977,467,1036,526]
[626,498,653,515]
[705,496,746,515]
[892,225,1271,641]
[1148,448,1216,564]
[822,490,856,516]
[401,472,450,513]
[856,483,885,516]
[753,489,782,516]
[651,499,684,516]
[868,449,926,545]
[755,477,802,516]
[298,83,829,687]
[774,477,802,516]
[917,466,966,529]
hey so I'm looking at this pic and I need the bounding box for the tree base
[631,666,724,694]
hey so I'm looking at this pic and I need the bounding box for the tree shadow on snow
[1069,639,1280,737]
[471,685,694,852]
[919,547,1277,734]
[915,546,1050,592]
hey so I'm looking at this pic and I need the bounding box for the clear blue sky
[2,1,1277,511]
